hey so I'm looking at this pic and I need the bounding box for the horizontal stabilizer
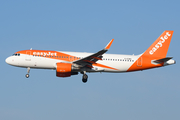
[153,57,173,63]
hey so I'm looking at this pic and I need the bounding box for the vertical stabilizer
[143,30,173,58]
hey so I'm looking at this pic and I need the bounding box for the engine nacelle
[56,63,78,77]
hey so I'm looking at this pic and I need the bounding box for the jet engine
[56,62,78,77]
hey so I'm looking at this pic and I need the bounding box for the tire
[83,74,88,79]
[25,74,29,78]
[82,74,88,83]
[82,78,87,83]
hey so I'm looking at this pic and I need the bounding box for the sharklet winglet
[105,39,114,50]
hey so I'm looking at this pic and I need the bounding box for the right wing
[73,39,114,68]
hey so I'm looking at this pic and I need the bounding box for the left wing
[73,39,114,68]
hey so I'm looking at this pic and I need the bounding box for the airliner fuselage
[5,31,176,83]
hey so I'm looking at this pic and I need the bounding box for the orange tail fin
[143,30,174,58]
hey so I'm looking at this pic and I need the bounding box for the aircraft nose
[5,57,11,64]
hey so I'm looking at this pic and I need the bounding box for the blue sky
[0,0,180,120]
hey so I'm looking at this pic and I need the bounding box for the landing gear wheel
[26,67,30,78]
[82,74,88,83]
[25,74,29,78]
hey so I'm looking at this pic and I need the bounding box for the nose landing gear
[25,67,30,78]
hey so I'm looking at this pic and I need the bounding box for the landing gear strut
[82,71,88,83]
[25,67,30,78]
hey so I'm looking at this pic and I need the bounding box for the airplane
[5,30,175,83]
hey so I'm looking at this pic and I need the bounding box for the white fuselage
[6,51,140,73]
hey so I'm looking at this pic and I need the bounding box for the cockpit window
[12,53,20,56]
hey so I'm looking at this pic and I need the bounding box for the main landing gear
[82,71,88,83]
[25,67,30,78]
